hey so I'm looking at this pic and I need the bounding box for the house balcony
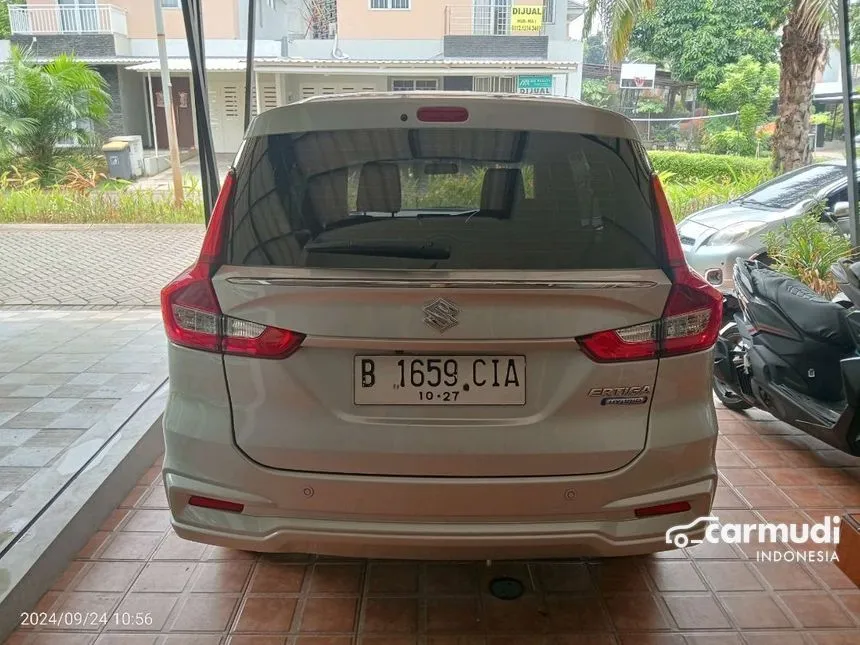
[8,3,128,37]
[443,3,549,59]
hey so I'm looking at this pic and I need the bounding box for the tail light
[160,172,305,359]
[577,175,721,363]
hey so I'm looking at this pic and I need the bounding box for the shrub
[0,186,203,223]
[581,78,614,109]
[0,150,106,187]
[0,47,111,181]
[810,113,831,126]
[761,207,853,297]
[649,151,773,183]
[702,128,757,156]
[663,171,770,222]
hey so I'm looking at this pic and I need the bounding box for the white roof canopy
[125,57,579,75]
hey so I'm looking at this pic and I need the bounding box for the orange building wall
[337,0,472,39]
[337,0,548,40]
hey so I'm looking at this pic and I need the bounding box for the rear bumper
[167,478,712,559]
[163,438,717,559]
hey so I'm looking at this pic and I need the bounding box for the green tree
[581,78,615,107]
[630,0,785,95]
[852,3,860,65]
[0,1,13,39]
[585,0,837,173]
[707,56,780,133]
[0,47,111,177]
[583,1,656,63]
[634,96,666,114]
[584,33,608,65]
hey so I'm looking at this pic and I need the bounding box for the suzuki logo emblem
[423,298,460,333]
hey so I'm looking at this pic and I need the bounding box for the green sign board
[517,75,553,94]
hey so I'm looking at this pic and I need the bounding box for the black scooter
[713,258,860,456]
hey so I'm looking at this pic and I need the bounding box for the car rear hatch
[161,93,721,477]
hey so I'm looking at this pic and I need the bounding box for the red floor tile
[719,593,793,629]
[366,563,419,595]
[662,594,732,629]
[233,597,298,632]
[646,561,707,592]
[362,597,419,633]
[697,561,763,591]
[779,592,855,628]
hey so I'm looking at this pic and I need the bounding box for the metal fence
[8,4,128,36]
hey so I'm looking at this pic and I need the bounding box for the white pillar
[275,72,284,106]
[255,71,263,115]
[147,72,159,150]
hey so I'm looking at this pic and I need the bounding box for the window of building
[161,0,180,8]
[473,0,511,35]
[543,0,554,23]
[392,79,439,91]
[473,76,516,93]
[370,0,410,9]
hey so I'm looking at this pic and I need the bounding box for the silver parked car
[160,92,721,559]
[679,161,853,292]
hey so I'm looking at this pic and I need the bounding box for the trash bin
[109,135,144,177]
[102,140,133,180]
[816,123,826,148]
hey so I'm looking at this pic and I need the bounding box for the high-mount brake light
[160,171,305,359]
[417,106,469,123]
[576,175,722,362]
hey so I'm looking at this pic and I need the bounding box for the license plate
[354,355,526,406]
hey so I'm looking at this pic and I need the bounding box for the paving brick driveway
[0,225,204,307]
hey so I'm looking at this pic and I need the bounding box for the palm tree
[583,1,656,64]
[772,0,833,173]
[583,0,835,173]
[0,46,111,177]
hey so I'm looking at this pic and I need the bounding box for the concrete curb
[0,383,167,641]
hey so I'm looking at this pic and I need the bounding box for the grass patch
[663,171,772,222]
[0,187,203,224]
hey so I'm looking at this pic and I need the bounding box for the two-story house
[5,1,584,155]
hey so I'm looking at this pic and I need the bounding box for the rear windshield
[736,164,845,210]
[226,128,658,271]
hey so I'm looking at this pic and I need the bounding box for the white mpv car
[160,92,720,559]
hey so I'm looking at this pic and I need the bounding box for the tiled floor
[0,310,167,553]
[5,404,860,644]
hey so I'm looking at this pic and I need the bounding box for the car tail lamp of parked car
[577,175,722,363]
[160,172,305,359]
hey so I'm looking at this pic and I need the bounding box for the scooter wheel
[713,324,752,411]
[713,379,753,411]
